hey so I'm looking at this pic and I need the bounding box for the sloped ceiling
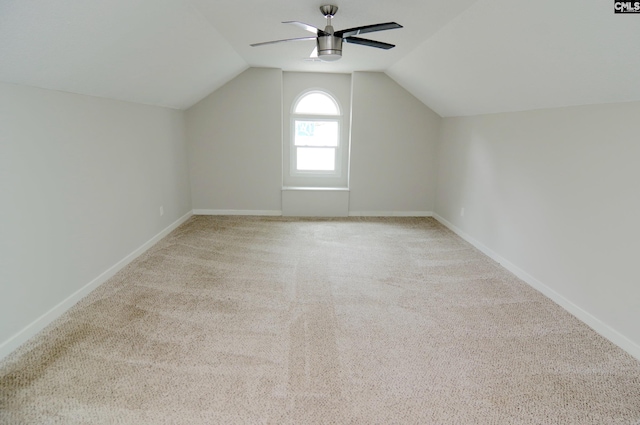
[0,0,248,109]
[387,0,640,116]
[1,0,639,115]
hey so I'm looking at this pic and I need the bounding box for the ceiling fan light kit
[251,4,402,62]
[317,36,342,61]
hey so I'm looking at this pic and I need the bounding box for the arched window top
[293,91,340,116]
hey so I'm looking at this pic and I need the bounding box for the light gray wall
[0,82,192,350]
[350,72,441,214]
[185,67,282,213]
[186,68,440,216]
[435,101,640,354]
[282,189,350,217]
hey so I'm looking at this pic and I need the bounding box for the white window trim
[290,115,342,177]
[290,90,343,178]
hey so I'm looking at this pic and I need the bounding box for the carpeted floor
[1,216,639,424]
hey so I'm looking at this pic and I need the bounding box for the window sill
[282,186,349,192]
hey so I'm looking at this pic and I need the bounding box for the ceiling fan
[250,5,402,62]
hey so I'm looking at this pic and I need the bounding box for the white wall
[0,82,192,356]
[435,101,640,357]
[350,72,440,215]
[185,67,282,214]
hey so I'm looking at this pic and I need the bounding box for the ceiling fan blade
[283,21,328,36]
[250,37,316,47]
[344,37,395,50]
[335,22,402,38]
[304,46,321,62]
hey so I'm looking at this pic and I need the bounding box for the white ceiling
[188,0,477,74]
[1,0,639,115]
[0,0,248,109]
[387,0,640,116]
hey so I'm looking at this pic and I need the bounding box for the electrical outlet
[460,208,465,217]
[159,206,164,216]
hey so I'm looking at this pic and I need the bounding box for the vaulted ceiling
[1,0,639,116]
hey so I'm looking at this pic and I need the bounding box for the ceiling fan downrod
[318,5,342,61]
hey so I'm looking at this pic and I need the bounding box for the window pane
[294,120,338,147]
[297,147,335,171]
[294,92,339,115]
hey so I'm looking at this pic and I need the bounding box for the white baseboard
[193,209,434,218]
[0,211,193,361]
[349,211,434,217]
[433,213,640,362]
[193,209,282,216]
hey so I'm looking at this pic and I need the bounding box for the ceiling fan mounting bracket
[319,5,338,18]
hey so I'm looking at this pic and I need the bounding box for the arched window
[291,91,341,173]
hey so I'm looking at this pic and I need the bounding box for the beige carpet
[1,216,640,424]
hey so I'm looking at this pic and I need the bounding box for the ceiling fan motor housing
[317,35,342,61]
